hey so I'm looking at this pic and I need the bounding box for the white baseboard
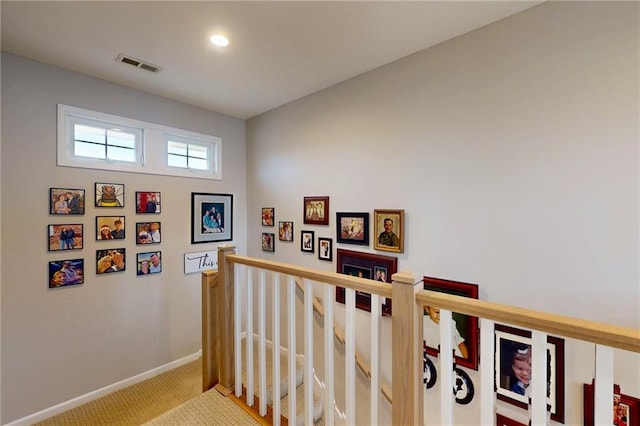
[3,350,202,426]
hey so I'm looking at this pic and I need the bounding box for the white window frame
[57,104,222,180]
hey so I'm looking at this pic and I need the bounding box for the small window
[167,136,213,172]
[73,122,139,163]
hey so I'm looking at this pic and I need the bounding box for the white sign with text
[184,250,218,274]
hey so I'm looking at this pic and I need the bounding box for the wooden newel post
[215,245,236,395]
[391,271,424,425]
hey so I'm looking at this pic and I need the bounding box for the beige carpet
[34,359,258,426]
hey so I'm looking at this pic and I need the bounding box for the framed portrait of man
[373,209,404,253]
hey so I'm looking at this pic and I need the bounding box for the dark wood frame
[336,212,369,246]
[49,187,85,215]
[136,221,161,245]
[191,192,233,244]
[95,182,125,207]
[373,209,404,253]
[135,191,161,214]
[495,324,565,423]
[496,413,527,426]
[300,230,315,253]
[303,196,329,225]
[318,237,333,261]
[262,233,275,252]
[48,224,83,251]
[261,207,275,227]
[336,249,396,316]
[584,380,640,426]
[48,258,84,288]
[423,276,479,370]
[96,216,126,241]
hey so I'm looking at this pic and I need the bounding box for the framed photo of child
[495,324,565,423]
[583,380,639,426]
[422,276,479,371]
[300,230,314,253]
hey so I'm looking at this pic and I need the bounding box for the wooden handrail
[294,279,394,404]
[417,290,640,353]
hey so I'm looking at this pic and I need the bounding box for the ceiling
[1,1,542,120]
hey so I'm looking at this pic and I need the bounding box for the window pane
[75,124,105,144]
[107,130,136,149]
[189,157,208,170]
[75,141,106,159]
[188,144,208,160]
[168,141,187,156]
[168,153,187,168]
[108,146,136,162]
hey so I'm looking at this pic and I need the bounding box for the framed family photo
[583,380,639,426]
[373,209,404,253]
[279,221,294,242]
[49,188,85,215]
[191,193,233,244]
[136,191,161,214]
[49,259,84,288]
[303,196,329,225]
[261,207,274,226]
[95,183,124,207]
[48,224,83,251]
[336,248,396,316]
[318,237,333,261]
[96,248,126,274]
[495,324,565,423]
[96,216,126,240]
[423,276,479,371]
[136,221,161,244]
[137,251,162,275]
[262,233,275,252]
[336,212,369,246]
[301,230,315,253]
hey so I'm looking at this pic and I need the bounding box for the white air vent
[115,54,161,73]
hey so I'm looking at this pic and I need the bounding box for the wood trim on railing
[416,290,640,354]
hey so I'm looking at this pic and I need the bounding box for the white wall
[0,53,247,423]
[246,2,639,425]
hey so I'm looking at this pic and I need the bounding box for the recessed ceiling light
[210,34,229,47]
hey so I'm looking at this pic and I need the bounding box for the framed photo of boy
[50,188,85,215]
[191,193,233,244]
[95,183,124,207]
[303,196,329,225]
[96,216,126,240]
[422,276,479,371]
[373,209,404,253]
[300,230,315,253]
[318,237,333,261]
[279,221,294,242]
[136,221,161,244]
[262,233,275,252]
[136,191,161,214]
[262,207,275,226]
[49,259,84,288]
[137,251,162,275]
[583,380,639,426]
[495,324,565,423]
[48,224,83,251]
[336,248,396,316]
[336,212,369,246]
[96,248,126,274]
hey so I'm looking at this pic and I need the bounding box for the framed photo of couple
[191,193,233,244]
[50,188,85,215]
[495,324,565,423]
[48,224,83,251]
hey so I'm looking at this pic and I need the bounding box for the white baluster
[439,308,453,425]
[258,270,267,416]
[594,344,614,425]
[304,279,314,426]
[530,330,547,425]
[480,318,495,425]
[324,284,335,425]
[234,263,242,397]
[288,276,297,426]
[272,273,281,426]
[246,268,254,407]
[345,288,356,424]
[370,294,381,426]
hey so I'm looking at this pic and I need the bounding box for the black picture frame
[336,212,369,246]
[96,248,127,274]
[423,276,479,371]
[301,230,315,253]
[262,233,275,252]
[96,216,126,240]
[48,224,83,251]
[318,237,333,261]
[49,258,84,288]
[49,188,85,215]
[278,221,294,242]
[136,221,161,245]
[262,207,275,226]
[135,191,161,214]
[191,193,233,244]
[137,251,162,275]
[95,182,125,207]
[495,324,565,423]
[336,248,396,316]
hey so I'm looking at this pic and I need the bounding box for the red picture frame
[303,196,329,225]
[584,380,639,426]
[496,413,527,426]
